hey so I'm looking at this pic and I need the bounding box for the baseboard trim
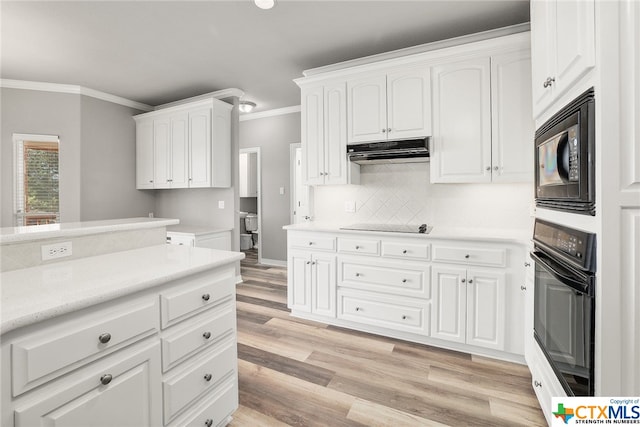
[260,258,287,267]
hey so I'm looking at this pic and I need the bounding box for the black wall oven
[531,219,596,396]
[535,88,595,215]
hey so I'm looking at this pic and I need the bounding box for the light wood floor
[230,249,546,426]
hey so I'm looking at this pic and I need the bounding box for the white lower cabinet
[1,265,238,427]
[288,249,336,316]
[430,266,506,351]
[286,229,525,360]
[14,341,162,427]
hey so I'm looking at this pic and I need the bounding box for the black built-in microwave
[535,88,595,215]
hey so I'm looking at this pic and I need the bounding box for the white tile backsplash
[313,163,533,230]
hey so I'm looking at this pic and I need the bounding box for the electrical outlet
[41,241,73,261]
[218,200,225,209]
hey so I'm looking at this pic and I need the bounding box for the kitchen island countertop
[0,244,243,335]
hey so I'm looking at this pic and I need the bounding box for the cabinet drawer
[163,339,236,423]
[167,377,238,427]
[166,234,195,246]
[160,267,235,329]
[12,298,158,397]
[338,290,429,335]
[432,245,506,267]
[161,303,235,372]
[290,234,336,251]
[381,241,430,261]
[339,259,430,299]
[337,237,380,256]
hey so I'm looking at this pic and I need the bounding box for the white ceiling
[1,0,530,112]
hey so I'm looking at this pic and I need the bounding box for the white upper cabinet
[431,48,533,184]
[431,57,492,183]
[347,67,431,143]
[135,119,154,189]
[134,99,231,190]
[239,152,258,197]
[531,0,595,117]
[301,83,356,186]
[491,50,535,183]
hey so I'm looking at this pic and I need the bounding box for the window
[13,134,60,226]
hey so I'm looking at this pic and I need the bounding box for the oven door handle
[530,251,590,293]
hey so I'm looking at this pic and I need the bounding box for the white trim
[12,133,59,144]
[259,258,287,268]
[239,105,301,122]
[301,23,530,77]
[0,79,154,112]
[155,88,244,109]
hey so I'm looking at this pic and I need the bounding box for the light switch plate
[345,201,356,213]
[218,201,225,209]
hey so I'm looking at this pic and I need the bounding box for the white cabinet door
[324,82,348,185]
[14,342,162,427]
[170,113,189,188]
[136,119,154,189]
[431,57,492,183]
[189,107,212,188]
[288,250,312,313]
[347,75,387,143]
[554,0,595,95]
[431,266,466,344]
[154,118,171,189]
[387,67,431,140]
[311,253,336,317]
[491,50,534,183]
[530,0,555,115]
[301,86,325,186]
[239,152,257,197]
[211,102,231,188]
[530,0,595,117]
[466,269,505,351]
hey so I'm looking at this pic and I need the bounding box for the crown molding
[154,88,244,109]
[0,79,154,112]
[239,105,301,122]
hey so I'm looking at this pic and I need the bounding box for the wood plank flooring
[231,249,546,426]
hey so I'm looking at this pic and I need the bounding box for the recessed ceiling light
[239,101,257,113]
[254,0,275,10]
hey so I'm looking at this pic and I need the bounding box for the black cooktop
[339,223,432,234]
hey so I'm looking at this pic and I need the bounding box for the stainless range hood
[346,137,430,165]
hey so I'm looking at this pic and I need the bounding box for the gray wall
[154,188,235,230]
[1,88,155,227]
[240,112,300,262]
[80,95,155,220]
[1,88,81,226]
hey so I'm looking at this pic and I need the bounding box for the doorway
[239,147,262,263]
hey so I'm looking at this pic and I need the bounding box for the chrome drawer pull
[355,307,362,312]
[402,315,408,320]
[98,333,111,344]
[465,254,470,259]
[202,331,212,340]
[402,279,407,283]
[355,245,360,250]
[521,285,527,291]
[204,373,212,382]
[534,380,542,388]
[355,273,361,277]
[100,374,113,385]
[202,293,211,301]
[205,420,213,427]
[402,250,407,254]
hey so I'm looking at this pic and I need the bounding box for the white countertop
[0,244,244,335]
[283,222,531,244]
[0,217,180,245]
[166,225,233,236]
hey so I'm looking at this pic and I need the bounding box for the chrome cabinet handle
[98,333,111,344]
[204,373,213,382]
[524,262,531,267]
[100,374,113,385]
[205,420,213,427]
[494,166,499,171]
[203,331,212,340]
[387,128,391,132]
[486,166,491,171]
[202,293,210,301]
[402,315,407,320]
[402,279,407,283]
[461,278,466,283]
[465,254,470,259]
[534,380,542,388]
[149,180,153,183]
[355,273,361,277]
[402,250,407,254]
[306,261,311,265]
[308,242,313,246]
[382,129,386,133]
[355,245,360,250]
[543,77,555,88]
[521,285,527,291]
[468,279,473,284]
[355,307,362,312]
